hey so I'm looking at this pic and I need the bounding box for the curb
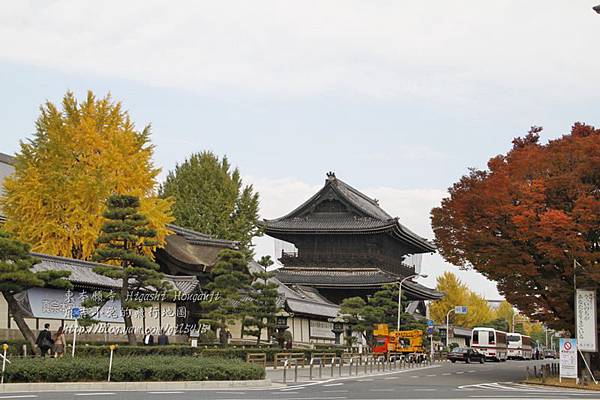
[0,379,273,393]
[520,380,600,392]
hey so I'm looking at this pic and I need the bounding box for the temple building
[263,172,442,304]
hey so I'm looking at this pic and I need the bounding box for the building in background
[262,172,442,306]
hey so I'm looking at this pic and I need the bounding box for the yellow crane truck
[372,324,427,362]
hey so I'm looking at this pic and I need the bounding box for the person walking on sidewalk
[35,323,53,357]
[53,326,66,358]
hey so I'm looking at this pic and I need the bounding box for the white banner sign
[559,338,578,380]
[309,320,334,339]
[575,289,597,352]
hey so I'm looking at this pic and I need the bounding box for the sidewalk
[0,379,274,393]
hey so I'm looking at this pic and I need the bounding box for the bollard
[319,359,323,379]
[309,358,313,380]
[339,357,343,376]
[283,363,287,383]
[349,358,353,376]
[541,366,545,383]
[356,357,359,375]
[370,357,373,373]
[331,357,335,377]
[1,343,8,384]
[364,357,368,374]
[294,362,298,383]
[22,344,27,358]
[107,344,116,382]
[526,366,530,380]
[533,365,537,378]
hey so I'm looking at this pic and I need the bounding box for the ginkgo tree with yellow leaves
[429,272,494,328]
[1,91,173,260]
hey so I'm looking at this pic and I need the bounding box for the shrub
[3,356,264,383]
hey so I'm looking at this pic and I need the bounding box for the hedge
[2,341,345,361]
[2,356,265,383]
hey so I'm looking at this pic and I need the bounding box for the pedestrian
[53,326,66,358]
[35,323,54,357]
[143,329,154,345]
[157,329,169,345]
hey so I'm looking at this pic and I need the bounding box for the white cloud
[1,1,598,101]
[248,175,501,298]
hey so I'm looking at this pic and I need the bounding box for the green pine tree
[91,194,171,345]
[243,255,280,345]
[340,284,427,347]
[0,230,72,348]
[199,249,253,345]
[159,151,261,255]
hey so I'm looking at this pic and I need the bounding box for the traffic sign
[427,320,434,326]
[71,307,81,319]
[559,338,577,381]
[427,326,433,335]
[455,306,468,314]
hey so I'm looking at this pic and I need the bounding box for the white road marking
[426,374,437,377]
[0,397,38,399]
[74,394,115,397]
[323,390,348,393]
[410,375,420,378]
[414,388,437,391]
[323,383,344,387]
[456,371,465,374]
[370,389,394,392]
[384,376,398,380]
[442,373,452,375]
[216,392,247,395]
[357,378,373,381]
[147,392,184,395]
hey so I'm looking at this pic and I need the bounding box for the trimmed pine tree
[91,194,171,345]
[0,230,72,349]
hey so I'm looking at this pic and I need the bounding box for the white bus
[507,333,533,360]
[471,327,508,361]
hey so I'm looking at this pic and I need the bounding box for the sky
[1,1,599,298]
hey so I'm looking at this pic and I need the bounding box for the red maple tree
[432,124,600,332]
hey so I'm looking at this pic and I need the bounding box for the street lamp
[446,309,455,348]
[397,273,428,331]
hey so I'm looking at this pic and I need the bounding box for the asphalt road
[3,359,600,400]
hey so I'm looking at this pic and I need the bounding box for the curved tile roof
[31,253,199,294]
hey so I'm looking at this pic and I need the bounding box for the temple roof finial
[326,171,336,181]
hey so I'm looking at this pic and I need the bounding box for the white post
[1,345,7,384]
[397,282,403,331]
[71,318,78,358]
[430,333,434,361]
[107,346,115,382]
[446,309,454,348]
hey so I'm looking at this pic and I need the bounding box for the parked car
[543,349,557,359]
[447,347,486,364]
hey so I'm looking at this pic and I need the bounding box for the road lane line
[442,373,452,375]
[0,397,38,399]
[74,394,115,397]
[147,392,184,395]
[323,383,344,387]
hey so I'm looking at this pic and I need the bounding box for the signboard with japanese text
[559,338,578,380]
[575,289,597,352]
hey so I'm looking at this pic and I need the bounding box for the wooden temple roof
[275,267,443,300]
[31,253,200,295]
[262,172,435,253]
